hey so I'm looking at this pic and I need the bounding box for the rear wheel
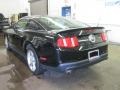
[26,44,44,75]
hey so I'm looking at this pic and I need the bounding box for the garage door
[30,0,48,15]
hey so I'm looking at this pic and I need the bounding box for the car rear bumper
[58,53,108,72]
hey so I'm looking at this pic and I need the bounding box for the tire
[26,44,44,75]
[5,35,11,50]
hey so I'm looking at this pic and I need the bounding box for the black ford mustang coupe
[4,16,108,75]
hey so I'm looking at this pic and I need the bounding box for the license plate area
[88,49,99,61]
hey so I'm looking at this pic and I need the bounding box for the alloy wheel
[5,36,9,48]
[27,50,36,72]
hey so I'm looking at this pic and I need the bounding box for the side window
[15,19,28,29]
[26,20,44,30]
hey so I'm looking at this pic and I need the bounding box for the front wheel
[26,44,44,75]
[5,35,10,50]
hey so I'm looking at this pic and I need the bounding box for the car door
[12,19,28,51]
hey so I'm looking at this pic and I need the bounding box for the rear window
[35,17,89,30]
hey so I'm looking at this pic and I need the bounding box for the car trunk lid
[56,27,107,51]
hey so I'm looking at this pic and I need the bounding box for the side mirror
[13,24,20,30]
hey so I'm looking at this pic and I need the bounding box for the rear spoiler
[57,27,104,34]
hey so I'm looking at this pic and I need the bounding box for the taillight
[100,33,107,42]
[57,36,79,48]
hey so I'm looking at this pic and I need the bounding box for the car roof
[21,15,48,19]
[20,15,63,20]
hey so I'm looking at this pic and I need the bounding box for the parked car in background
[3,16,108,75]
[0,13,9,31]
